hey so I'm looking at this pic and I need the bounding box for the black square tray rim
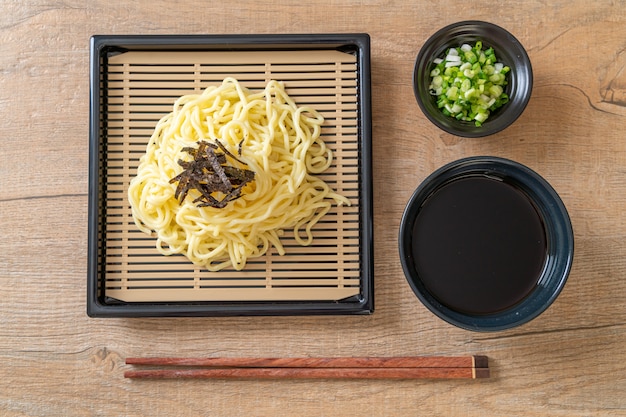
[87,33,373,317]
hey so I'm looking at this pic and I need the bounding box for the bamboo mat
[100,49,363,302]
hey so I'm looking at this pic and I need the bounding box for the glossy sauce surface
[411,176,547,315]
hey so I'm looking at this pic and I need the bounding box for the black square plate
[87,34,372,317]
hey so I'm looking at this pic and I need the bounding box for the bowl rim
[398,156,574,331]
[413,20,533,138]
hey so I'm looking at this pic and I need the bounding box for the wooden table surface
[2,1,625,415]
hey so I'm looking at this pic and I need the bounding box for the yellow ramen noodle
[128,78,350,271]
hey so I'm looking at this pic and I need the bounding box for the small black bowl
[399,157,574,331]
[414,21,533,138]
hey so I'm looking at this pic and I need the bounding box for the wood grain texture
[1,0,625,415]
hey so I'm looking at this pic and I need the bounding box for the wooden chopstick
[126,355,486,368]
[124,356,489,380]
[124,367,489,379]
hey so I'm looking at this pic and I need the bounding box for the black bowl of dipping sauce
[399,157,574,331]
[413,21,533,137]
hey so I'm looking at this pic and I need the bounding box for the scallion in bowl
[428,41,509,127]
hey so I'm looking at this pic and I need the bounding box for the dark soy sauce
[411,175,547,315]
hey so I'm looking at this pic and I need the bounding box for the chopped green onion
[428,40,509,127]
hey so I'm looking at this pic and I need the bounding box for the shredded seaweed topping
[169,139,255,208]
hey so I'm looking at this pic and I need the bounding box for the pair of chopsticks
[124,355,489,379]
